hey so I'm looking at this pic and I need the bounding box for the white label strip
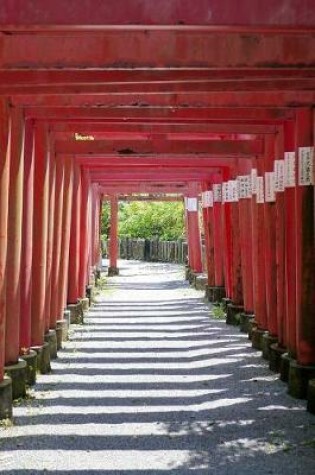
[237,175,251,199]
[213,184,222,202]
[228,180,239,202]
[298,147,314,186]
[256,176,264,203]
[251,168,258,195]
[284,151,296,188]
[185,197,198,212]
[274,159,285,192]
[222,182,229,203]
[201,190,214,208]
[265,171,276,203]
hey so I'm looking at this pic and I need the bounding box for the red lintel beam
[25,107,293,121]
[78,156,237,168]
[12,91,315,109]
[1,0,314,27]
[55,138,263,156]
[0,31,314,69]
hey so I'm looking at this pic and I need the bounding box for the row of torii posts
[0,103,103,419]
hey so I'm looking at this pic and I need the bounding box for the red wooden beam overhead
[55,138,263,156]
[78,157,237,168]
[0,31,314,69]
[25,106,293,121]
[12,91,315,108]
[1,0,314,27]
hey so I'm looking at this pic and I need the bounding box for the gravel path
[0,260,314,474]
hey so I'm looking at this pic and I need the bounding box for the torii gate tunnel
[0,0,314,419]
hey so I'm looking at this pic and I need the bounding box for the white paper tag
[202,190,214,208]
[298,147,314,186]
[251,168,258,195]
[213,184,222,202]
[237,175,251,199]
[265,172,276,202]
[228,180,239,202]
[185,197,198,212]
[274,160,285,192]
[222,182,229,203]
[284,152,296,188]
[256,176,264,203]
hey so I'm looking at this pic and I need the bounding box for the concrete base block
[248,318,257,341]
[251,328,265,350]
[56,320,67,349]
[86,285,95,306]
[221,297,232,312]
[80,297,90,312]
[269,343,287,373]
[184,266,190,281]
[44,329,58,360]
[280,352,291,382]
[0,376,13,420]
[262,333,278,361]
[62,310,70,340]
[195,274,207,291]
[68,303,83,325]
[4,359,27,400]
[32,342,51,374]
[20,350,37,386]
[288,360,315,399]
[108,266,119,276]
[307,379,315,414]
[226,303,244,326]
[206,285,226,302]
[239,313,254,334]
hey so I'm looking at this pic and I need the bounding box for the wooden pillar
[185,196,202,274]
[5,107,25,365]
[78,170,91,296]
[31,123,49,347]
[68,163,82,304]
[20,119,34,352]
[0,100,11,380]
[201,186,214,286]
[108,195,119,275]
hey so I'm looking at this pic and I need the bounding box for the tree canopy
[102,201,185,241]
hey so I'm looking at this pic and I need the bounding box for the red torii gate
[0,0,314,420]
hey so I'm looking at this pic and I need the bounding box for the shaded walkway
[0,261,314,474]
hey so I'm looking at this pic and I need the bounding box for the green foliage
[101,201,184,241]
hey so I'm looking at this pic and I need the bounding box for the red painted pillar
[45,138,56,333]
[78,170,91,296]
[274,129,287,348]
[201,185,214,286]
[251,158,268,331]
[108,195,119,275]
[221,179,233,299]
[50,157,65,327]
[284,121,297,357]
[0,100,11,380]
[185,196,202,274]
[263,136,278,338]
[212,182,225,291]
[58,158,73,316]
[294,108,314,366]
[68,163,82,304]
[237,161,254,315]
[31,123,49,347]
[5,107,25,365]
[20,120,34,353]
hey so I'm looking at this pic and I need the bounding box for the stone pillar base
[62,310,71,340]
[86,285,94,306]
[221,297,232,312]
[31,342,51,374]
[80,297,90,312]
[195,274,207,291]
[280,352,291,382]
[288,360,315,399]
[262,332,278,361]
[205,285,226,302]
[108,266,119,277]
[0,376,13,420]
[56,320,67,349]
[251,328,265,350]
[44,329,58,360]
[20,350,37,386]
[184,265,190,281]
[248,318,257,341]
[226,303,244,326]
[4,359,27,400]
[239,313,254,334]
[68,302,83,324]
[307,379,315,414]
[269,343,287,373]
